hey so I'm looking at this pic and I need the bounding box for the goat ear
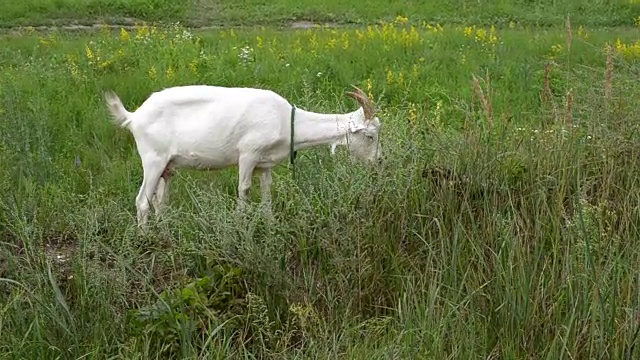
[348,121,367,133]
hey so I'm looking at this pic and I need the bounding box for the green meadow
[2,1,640,359]
[1,0,639,27]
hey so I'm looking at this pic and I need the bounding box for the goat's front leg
[257,168,273,215]
[237,155,257,212]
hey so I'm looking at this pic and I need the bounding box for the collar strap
[290,104,297,169]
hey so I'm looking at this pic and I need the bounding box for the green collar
[290,104,297,171]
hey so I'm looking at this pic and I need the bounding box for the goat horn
[346,85,375,120]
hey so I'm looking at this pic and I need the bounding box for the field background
[2,0,640,28]
[2,1,640,359]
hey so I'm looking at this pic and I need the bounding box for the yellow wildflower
[294,38,302,54]
[189,59,199,74]
[463,26,474,37]
[120,28,130,41]
[289,302,319,328]
[630,42,640,58]
[69,62,80,78]
[136,24,149,39]
[366,25,375,39]
[341,32,350,50]
[408,102,417,125]
[400,26,421,47]
[99,60,111,69]
[386,69,394,84]
[67,57,82,80]
[309,33,318,51]
[431,100,444,128]
[411,64,419,78]
[578,26,588,39]
[425,23,441,34]
[381,22,396,42]
[148,65,157,80]
[475,28,487,43]
[613,38,640,59]
[488,25,498,45]
[166,66,175,79]
[547,44,564,60]
[615,38,624,52]
[366,78,373,99]
[256,35,263,48]
[85,46,94,60]
[99,22,110,35]
[394,15,409,25]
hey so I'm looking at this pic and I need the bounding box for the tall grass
[1,19,640,358]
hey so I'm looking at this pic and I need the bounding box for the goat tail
[104,90,132,128]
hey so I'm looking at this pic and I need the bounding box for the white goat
[104,84,383,228]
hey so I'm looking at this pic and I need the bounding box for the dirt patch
[1,19,342,35]
[290,20,321,29]
[43,232,79,280]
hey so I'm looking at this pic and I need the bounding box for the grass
[2,8,640,360]
[0,0,187,27]
[1,0,640,28]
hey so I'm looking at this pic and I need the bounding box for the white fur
[104,85,383,228]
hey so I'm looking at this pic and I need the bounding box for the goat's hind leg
[236,155,258,212]
[257,167,273,216]
[152,166,172,216]
[135,155,167,229]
